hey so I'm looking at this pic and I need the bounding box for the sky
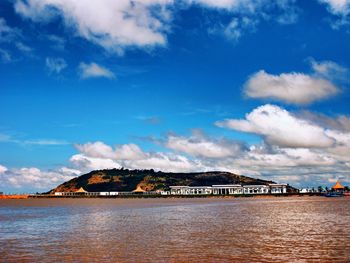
[1,0,350,193]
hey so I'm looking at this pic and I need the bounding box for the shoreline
[0,195,29,199]
[2,193,348,199]
[30,193,323,199]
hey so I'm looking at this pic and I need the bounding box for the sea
[0,196,349,262]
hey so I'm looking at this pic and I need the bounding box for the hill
[49,168,277,193]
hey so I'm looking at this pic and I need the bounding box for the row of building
[54,183,288,196]
[168,184,287,195]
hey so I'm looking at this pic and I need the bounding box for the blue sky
[1,0,350,192]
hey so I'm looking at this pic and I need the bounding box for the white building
[170,183,287,196]
[170,186,212,195]
[269,184,287,194]
[212,185,242,195]
[243,185,270,194]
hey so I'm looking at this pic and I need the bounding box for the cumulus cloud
[74,142,146,160]
[216,104,335,148]
[235,146,337,168]
[3,126,350,191]
[70,154,122,172]
[165,130,243,158]
[73,141,206,172]
[13,0,299,53]
[46,57,67,74]
[244,70,339,105]
[214,104,350,185]
[79,62,115,79]
[0,166,77,192]
[15,0,172,54]
[124,152,206,172]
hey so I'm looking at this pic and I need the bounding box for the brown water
[0,197,349,262]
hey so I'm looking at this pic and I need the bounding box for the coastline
[2,192,348,199]
[28,192,324,199]
[0,195,29,199]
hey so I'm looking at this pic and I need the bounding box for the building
[169,186,212,195]
[212,185,242,195]
[269,184,288,194]
[169,183,287,196]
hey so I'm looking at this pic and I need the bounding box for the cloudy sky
[1,0,350,192]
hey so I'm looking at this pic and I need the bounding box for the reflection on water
[1,197,350,262]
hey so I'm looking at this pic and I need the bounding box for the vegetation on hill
[50,168,277,193]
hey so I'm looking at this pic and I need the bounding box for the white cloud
[115,144,147,160]
[74,142,146,160]
[75,141,115,159]
[0,164,8,174]
[223,17,257,41]
[205,0,298,42]
[310,59,349,82]
[13,0,299,53]
[0,166,77,192]
[318,0,350,28]
[244,70,339,105]
[189,0,297,14]
[165,131,243,158]
[298,110,350,132]
[239,146,337,167]
[73,141,207,173]
[79,62,115,79]
[70,154,122,172]
[123,152,206,172]
[15,0,172,54]
[46,57,67,74]
[216,104,335,148]
[318,0,350,16]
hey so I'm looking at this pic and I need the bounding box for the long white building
[169,183,287,195]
